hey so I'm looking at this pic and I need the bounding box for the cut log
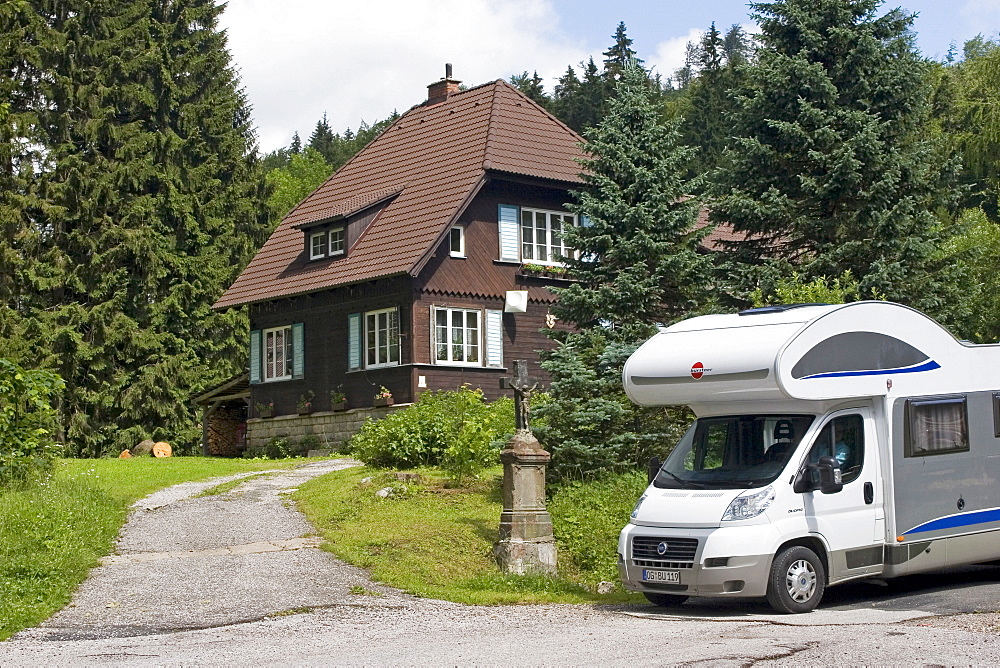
[152,441,172,458]
[133,439,156,456]
[119,449,132,459]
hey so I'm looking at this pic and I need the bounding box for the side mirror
[817,455,843,494]
[647,456,661,484]
[792,455,843,494]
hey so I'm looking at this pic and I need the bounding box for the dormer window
[310,231,328,260]
[329,227,345,255]
[308,227,346,260]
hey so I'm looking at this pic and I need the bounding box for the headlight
[722,485,775,521]
[630,494,647,519]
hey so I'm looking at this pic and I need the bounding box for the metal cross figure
[500,360,538,432]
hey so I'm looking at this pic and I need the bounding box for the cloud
[647,28,708,82]
[220,0,586,151]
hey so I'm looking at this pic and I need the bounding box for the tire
[766,545,826,614]
[643,592,689,608]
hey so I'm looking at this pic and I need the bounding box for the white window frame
[309,231,328,260]
[365,307,400,368]
[449,226,465,258]
[263,325,293,381]
[329,227,345,256]
[309,227,346,260]
[434,307,481,366]
[519,207,575,266]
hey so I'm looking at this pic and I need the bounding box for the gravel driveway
[3,458,1000,666]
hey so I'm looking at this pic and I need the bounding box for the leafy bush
[0,359,64,487]
[348,387,513,480]
[245,437,291,459]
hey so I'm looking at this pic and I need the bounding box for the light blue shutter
[348,313,362,370]
[485,309,503,368]
[498,204,520,261]
[579,215,595,262]
[292,322,305,379]
[249,329,262,384]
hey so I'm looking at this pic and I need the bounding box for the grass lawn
[294,466,648,605]
[0,456,299,640]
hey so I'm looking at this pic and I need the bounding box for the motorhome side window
[806,414,864,484]
[905,396,969,457]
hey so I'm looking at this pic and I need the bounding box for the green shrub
[245,437,292,459]
[348,387,513,480]
[549,470,648,585]
[0,359,64,487]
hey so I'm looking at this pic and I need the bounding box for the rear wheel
[643,592,688,608]
[766,545,825,613]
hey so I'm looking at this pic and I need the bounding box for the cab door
[797,407,883,581]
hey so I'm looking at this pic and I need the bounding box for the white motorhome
[618,301,1000,613]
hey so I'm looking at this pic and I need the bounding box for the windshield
[654,414,815,489]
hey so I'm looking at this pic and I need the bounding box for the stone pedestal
[494,430,557,575]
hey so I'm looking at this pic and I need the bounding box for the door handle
[864,481,874,505]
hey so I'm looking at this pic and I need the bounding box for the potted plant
[296,391,314,415]
[373,386,393,407]
[330,386,348,411]
[255,401,274,419]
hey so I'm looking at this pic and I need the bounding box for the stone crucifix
[494,360,557,574]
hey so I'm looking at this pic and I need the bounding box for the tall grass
[0,457,296,640]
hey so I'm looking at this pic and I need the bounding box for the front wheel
[643,592,688,608]
[766,545,825,613]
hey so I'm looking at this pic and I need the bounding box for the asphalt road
[2,460,1000,666]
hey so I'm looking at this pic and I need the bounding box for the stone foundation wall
[246,405,406,454]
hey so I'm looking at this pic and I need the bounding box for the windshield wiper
[656,469,704,489]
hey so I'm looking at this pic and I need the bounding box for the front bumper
[618,524,778,598]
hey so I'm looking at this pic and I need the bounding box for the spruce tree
[537,64,709,480]
[3,0,270,455]
[710,0,964,321]
[309,113,336,163]
[509,71,549,107]
[677,23,752,179]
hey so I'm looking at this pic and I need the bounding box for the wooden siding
[417,178,574,301]
[249,277,415,418]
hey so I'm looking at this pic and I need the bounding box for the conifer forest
[2,0,1000,465]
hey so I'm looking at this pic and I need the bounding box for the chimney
[427,63,461,105]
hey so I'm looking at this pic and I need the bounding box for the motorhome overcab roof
[623,301,1000,409]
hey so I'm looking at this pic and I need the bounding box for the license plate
[642,569,680,583]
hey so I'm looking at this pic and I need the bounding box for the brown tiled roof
[215,80,586,309]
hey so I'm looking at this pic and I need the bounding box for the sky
[218,0,1000,153]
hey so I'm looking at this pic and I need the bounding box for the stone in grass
[132,439,156,456]
[394,472,421,483]
[596,581,615,595]
[375,487,395,498]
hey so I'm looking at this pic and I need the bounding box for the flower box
[373,397,394,408]
[330,401,348,412]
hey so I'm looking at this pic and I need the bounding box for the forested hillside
[2,0,999,459]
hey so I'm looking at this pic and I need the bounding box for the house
[212,70,589,447]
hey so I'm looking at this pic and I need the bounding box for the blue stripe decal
[803,359,941,380]
[903,507,1000,535]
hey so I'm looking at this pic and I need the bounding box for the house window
[264,326,293,381]
[520,208,574,265]
[310,232,328,260]
[365,308,400,368]
[435,308,480,365]
[308,227,346,260]
[905,396,969,457]
[450,226,465,257]
[330,227,345,255]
